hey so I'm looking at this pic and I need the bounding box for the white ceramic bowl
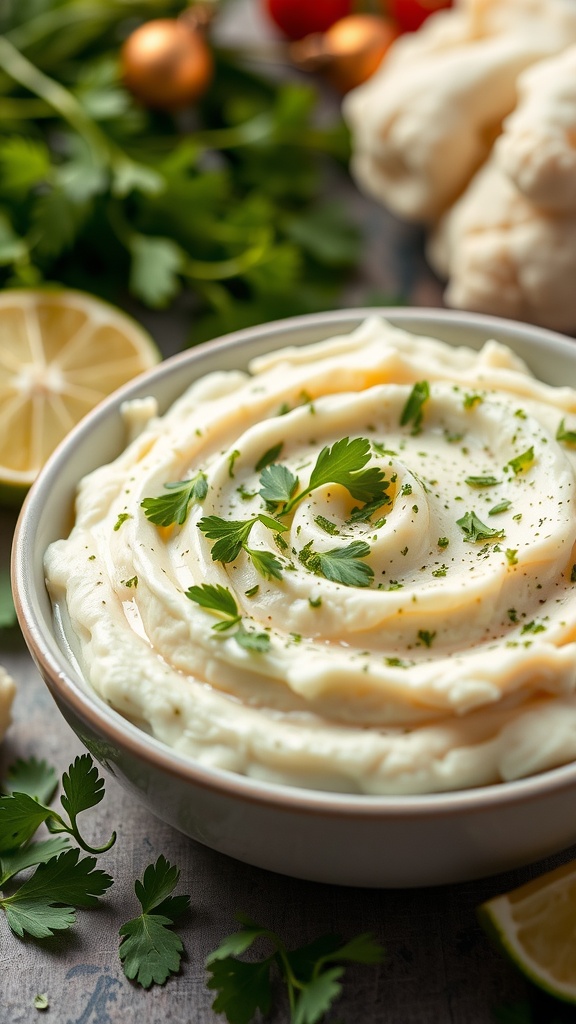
[13,308,576,888]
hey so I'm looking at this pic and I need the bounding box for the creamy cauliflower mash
[45,319,576,795]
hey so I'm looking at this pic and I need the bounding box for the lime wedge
[0,288,159,505]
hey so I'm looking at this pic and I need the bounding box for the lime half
[479,858,576,1004]
[0,288,159,505]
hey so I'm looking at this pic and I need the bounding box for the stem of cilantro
[47,811,116,856]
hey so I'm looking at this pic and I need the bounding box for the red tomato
[264,0,353,40]
[388,0,452,33]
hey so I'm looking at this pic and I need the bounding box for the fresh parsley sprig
[0,753,115,857]
[186,584,271,653]
[141,471,208,527]
[197,515,288,579]
[206,914,385,1024]
[299,540,374,588]
[456,511,505,544]
[260,437,389,516]
[119,855,190,989]
[400,381,430,435]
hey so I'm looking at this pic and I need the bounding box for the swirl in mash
[45,319,576,794]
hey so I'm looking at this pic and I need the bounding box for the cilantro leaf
[53,754,115,854]
[244,548,284,581]
[130,235,184,308]
[308,437,387,504]
[1,848,113,939]
[0,837,70,887]
[119,856,189,988]
[235,625,271,653]
[293,967,344,1024]
[0,792,53,853]
[255,442,284,472]
[400,381,430,434]
[207,956,274,1024]
[141,472,208,526]
[0,136,51,195]
[185,584,241,630]
[465,476,500,488]
[3,757,57,804]
[556,419,576,446]
[259,463,299,506]
[198,516,257,563]
[456,511,505,543]
[300,541,373,587]
[489,500,512,516]
[206,919,384,1024]
[506,447,535,475]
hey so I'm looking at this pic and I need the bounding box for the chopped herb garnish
[121,576,138,589]
[141,472,208,526]
[432,565,448,577]
[243,547,284,581]
[113,512,132,531]
[571,564,576,583]
[309,595,322,608]
[245,585,260,598]
[314,515,340,536]
[400,381,429,434]
[521,621,545,635]
[463,393,483,409]
[255,442,284,472]
[556,419,576,446]
[347,496,390,524]
[235,625,271,652]
[505,549,518,566]
[489,500,512,516]
[465,476,500,488]
[508,608,518,622]
[417,630,436,648]
[456,511,505,543]
[185,584,241,631]
[299,540,373,588]
[401,483,413,496]
[228,449,241,478]
[437,537,449,549]
[506,447,535,475]
[384,657,408,668]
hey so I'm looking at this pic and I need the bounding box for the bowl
[12,307,576,888]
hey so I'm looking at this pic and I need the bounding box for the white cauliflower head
[495,44,576,210]
[428,159,576,332]
[343,0,576,222]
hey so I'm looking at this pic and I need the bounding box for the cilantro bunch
[0,0,361,343]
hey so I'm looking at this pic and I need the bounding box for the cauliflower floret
[495,44,576,210]
[428,159,576,332]
[343,0,576,222]
[0,665,16,742]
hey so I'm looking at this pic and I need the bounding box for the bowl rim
[13,305,576,820]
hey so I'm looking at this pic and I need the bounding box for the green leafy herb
[417,630,436,648]
[314,515,339,536]
[121,576,138,589]
[33,994,49,1011]
[259,463,299,506]
[0,753,115,856]
[113,512,132,531]
[185,584,241,631]
[228,450,241,478]
[206,914,384,1024]
[432,565,448,577]
[521,621,545,635]
[556,419,576,446]
[269,437,388,516]
[2,757,58,804]
[465,476,500,488]
[235,625,271,653]
[400,381,429,434]
[456,511,505,544]
[119,855,189,989]
[309,595,322,608]
[463,393,483,410]
[489,500,512,516]
[505,549,518,566]
[0,848,113,939]
[198,516,259,563]
[299,540,373,588]
[506,447,535,475]
[255,443,284,472]
[347,496,390,524]
[141,472,208,527]
[437,537,449,549]
[244,548,284,581]
[245,585,260,598]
